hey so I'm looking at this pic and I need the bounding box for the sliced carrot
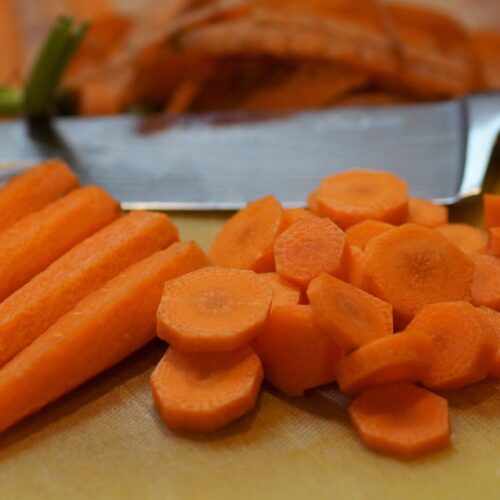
[345,220,394,250]
[314,170,409,229]
[407,198,448,228]
[157,267,272,352]
[307,190,321,214]
[470,253,500,310]
[274,216,350,288]
[284,207,316,227]
[308,272,393,352]
[0,211,178,367]
[209,195,286,272]
[364,223,474,326]
[0,0,23,86]
[436,223,487,254]
[347,245,370,291]
[483,194,500,229]
[0,160,79,234]
[407,302,497,390]
[259,272,301,310]
[349,384,450,458]
[477,307,500,378]
[488,227,500,257]
[78,76,129,116]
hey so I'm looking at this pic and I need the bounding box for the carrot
[151,346,263,432]
[364,223,474,326]
[283,207,316,227]
[349,383,450,458]
[345,220,394,250]
[488,227,500,257]
[470,253,500,310]
[0,160,79,234]
[477,307,500,378]
[256,304,342,396]
[209,195,286,272]
[347,245,370,291]
[314,170,409,229]
[0,211,178,367]
[307,190,321,214]
[274,216,350,288]
[407,198,448,228]
[308,272,393,352]
[436,223,487,254]
[259,272,301,310]
[0,241,210,434]
[0,186,120,303]
[78,76,128,116]
[337,331,433,395]
[0,0,23,86]
[157,267,272,352]
[483,194,500,229]
[407,302,497,390]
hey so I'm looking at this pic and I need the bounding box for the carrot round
[314,170,409,229]
[483,194,500,229]
[307,190,321,214]
[436,223,487,254]
[274,216,350,288]
[347,245,370,292]
[345,220,395,250]
[349,384,450,459]
[407,198,448,228]
[157,267,272,352]
[151,346,263,432]
[259,272,301,311]
[209,195,286,272]
[477,307,500,378]
[283,207,316,227]
[470,253,500,310]
[488,227,500,257]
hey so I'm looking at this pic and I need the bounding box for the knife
[0,92,499,210]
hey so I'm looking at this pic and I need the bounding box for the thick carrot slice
[364,224,474,326]
[307,190,321,214]
[470,253,500,310]
[0,160,79,234]
[0,211,178,367]
[157,267,272,352]
[274,216,350,288]
[338,331,433,395]
[209,195,286,272]
[477,307,500,378]
[284,207,316,227]
[314,170,409,229]
[488,227,500,257]
[308,273,393,352]
[348,245,370,291]
[483,194,500,229]
[256,304,342,396]
[349,384,450,459]
[0,186,121,303]
[345,220,394,250]
[407,198,448,228]
[151,346,263,432]
[407,302,497,390]
[259,272,300,310]
[436,223,487,254]
[0,242,209,434]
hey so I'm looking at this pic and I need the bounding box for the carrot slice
[209,195,286,272]
[308,273,393,352]
[256,304,342,397]
[407,198,448,228]
[283,207,316,227]
[488,227,500,257]
[477,307,500,378]
[338,331,433,395]
[157,267,272,352]
[0,160,79,234]
[364,223,474,326]
[314,170,409,229]
[274,216,350,288]
[407,302,497,390]
[345,220,395,250]
[307,190,321,214]
[349,384,450,459]
[471,253,500,309]
[0,0,23,86]
[151,346,263,432]
[259,272,301,310]
[347,245,370,291]
[483,194,500,229]
[0,211,178,367]
[436,223,487,254]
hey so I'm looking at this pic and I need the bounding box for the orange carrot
[488,227,500,257]
[157,267,272,352]
[0,186,120,303]
[307,190,321,214]
[470,253,500,310]
[274,216,350,288]
[259,272,301,310]
[151,346,263,432]
[0,0,23,86]
[349,383,450,458]
[436,223,487,254]
[284,207,316,227]
[407,198,448,228]
[483,194,500,229]
[78,76,129,116]
[347,245,370,291]
[0,211,178,367]
[0,160,79,234]
[209,195,286,272]
[308,273,393,352]
[477,307,500,378]
[345,220,394,250]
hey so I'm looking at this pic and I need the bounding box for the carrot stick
[151,345,263,432]
[0,186,120,303]
[347,245,370,291]
[0,241,209,434]
[349,383,450,458]
[259,272,301,310]
[283,207,316,227]
[345,220,394,250]
[488,227,500,257]
[477,307,500,378]
[0,160,79,234]
[436,223,487,254]
[470,253,500,310]
[407,198,448,228]
[157,267,272,352]
[483,194,500,229]
[0,211,178,367]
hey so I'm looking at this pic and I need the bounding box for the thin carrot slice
[407,302,497,390]
[209,195,286,272]
[477,307,500,378]
[151,346,263,432]
[0,211,178,367]
[483,194,500,229]
[259,272,301,310]
[349,384,450,459]
[284,207,316,227]
[307,190,321,214]
[436,223,487,254]
[157,267,272,352]
[407,198,448,228]
[345,220,395,250]
[364,223,474,326]
[488,227,500,257]
[314,170,409,229]
[0,160,79,234]
[256,304,342,397]
[274,216,350,288]
[347,245,370,291]
[471,253,500,309]
[308,273,393,352]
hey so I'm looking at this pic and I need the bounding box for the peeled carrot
[0,186,121,303]
[259,272,301,310]
[0,211,178,367]
[349,384,450,458]
[407,302,497,390]
[308,273,393,352]
[483,194,500,229]
[364,223,474,326]
[283,207,316,227]
[347,245,370,291]
[470,253,500,310]
[407,198,448,228]
[488,227,500,257]
[307,190,321,214]
[436,223,487,254]
[78,76,128,116]
[209,195,286,272]
[477,307,500,378]
[0,160,79,234]
[0,0,23,86]
[274,216,350,288]
[345,220,394,250]
[157,267,272,352]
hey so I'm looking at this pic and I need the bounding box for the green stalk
[0,86,23,116]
